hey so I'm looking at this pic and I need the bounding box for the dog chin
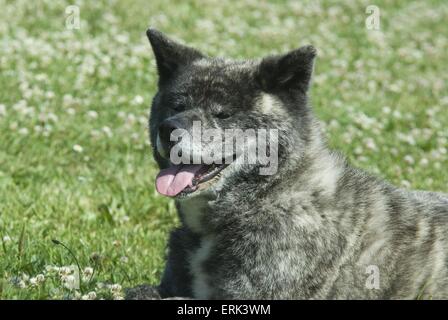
[174,163,234,200]
[154,150,240,200]
[177,158,254,201]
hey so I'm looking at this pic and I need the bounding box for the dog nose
[158,119,182,156]
[159,119,180,144]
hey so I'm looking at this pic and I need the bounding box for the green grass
[0,0,447,299]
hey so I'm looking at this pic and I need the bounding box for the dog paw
[125,284,162,300]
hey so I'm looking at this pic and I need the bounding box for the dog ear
[146,28,204,84]
[256,45,316,93]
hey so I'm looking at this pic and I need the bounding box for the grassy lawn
[0,0,447,299]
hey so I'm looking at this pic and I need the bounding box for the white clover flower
[90,129,101,138]
[354,146,363,155]
[45,265,56,273]
[62,275,78,290]
[364,138,377,151]
[46,91,55,99]
[83,267,94,277]
[390,148,399,156]
[29,277,38,287]
[392,110,402,119]
[59,266,72,276]
[438,137,447,146]
[18,280,27,289]
[403,155,415,165]
[138,116,147,125]
[73,291,82,300]
[440,96,448,106]
[47,113,59,122]
[18,128,29,135]
[98,66,109,79]
[401,180,411,188]
[132,95,144,105]
[357,156,368,162]
[120,256,129,263]
[36,274,45,284]
[36,73,48,81]
[430,149,441,160]
[109,284,122,292]
[0,104,6,116]
[24,107,35,117]
[37,113,46,122]
[426,108,437,117]
[87,110,98,119]
[117,111,126,119]
[87,291,97,300]
[328,119,340,129]
[10,122,18,130]
[13,100,27,112]
[2,235,11,242]
[419,158,429,167]
[102,126,113,137]
[96,282,105,289]
[126,113,136,126]
[73,144,83,153]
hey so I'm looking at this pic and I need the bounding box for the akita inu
[126,29,448,299]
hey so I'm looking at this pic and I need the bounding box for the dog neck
[176,116,345,235]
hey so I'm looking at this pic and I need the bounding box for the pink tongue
[155,164,203,197]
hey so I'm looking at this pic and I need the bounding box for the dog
[126,29,448,299]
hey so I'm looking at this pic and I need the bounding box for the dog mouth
[155,161,230,197]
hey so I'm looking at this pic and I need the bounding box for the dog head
[146,29,316,200]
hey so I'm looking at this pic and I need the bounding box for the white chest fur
[189,236,215,299]
[178,196,215,298]
[178,196,210,233]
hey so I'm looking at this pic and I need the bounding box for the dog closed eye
[210,104,232,119]
[171,103,186,112]
[214,111,231,119]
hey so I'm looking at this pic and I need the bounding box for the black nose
[158,119,181,151]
